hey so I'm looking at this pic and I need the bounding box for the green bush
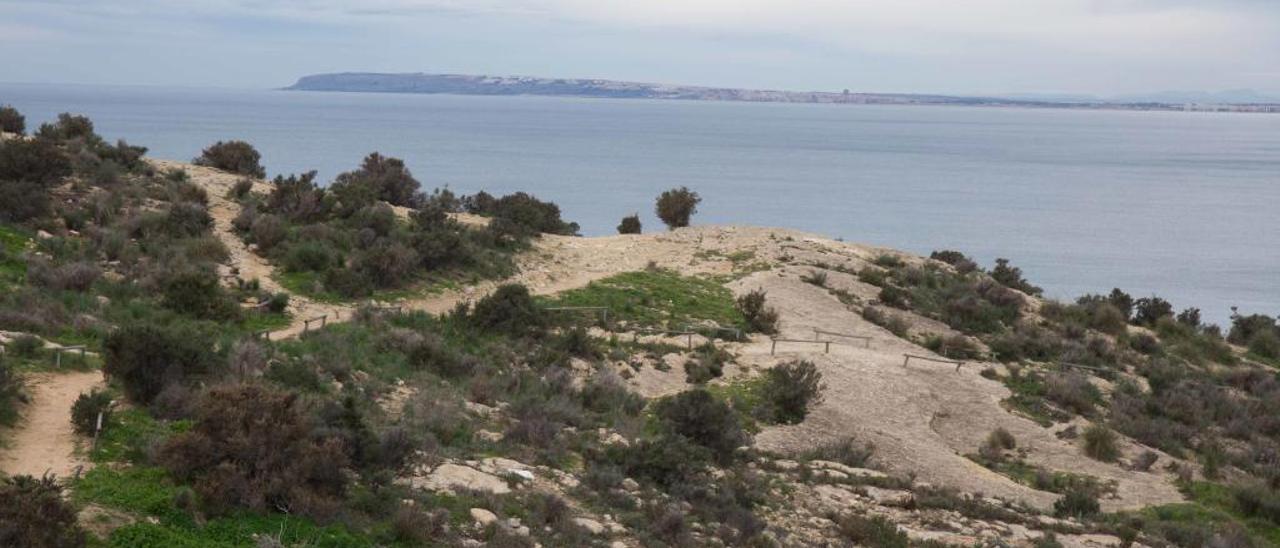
[0,137,72,186]
[762,360,824,424]
[0,359,24,428]
[617,213,642,234]
[35,113,95,142]
[466,191,578,236]
[655,186,701,230]
[0,180,51,222]
[737,288,779,335]
[834,513,907,548]
[0,474,86,547]
[684,342,728,384]
[103,323,215,405]
[930,249,978,273]
[70,389,113,436]
[1133,295,1174,326]
[160,268,240,321]
[330,152,420,210]
[653,389,748,465]
[1053,487,1100,519]
[1247,330,1280,360]
[0,105,24,134]
[469,284,547,337]
[194,140,265,177]
[990,258,1042,295]
[1081,424,1120,462]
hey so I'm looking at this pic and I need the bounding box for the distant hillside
[285,72,1280,113]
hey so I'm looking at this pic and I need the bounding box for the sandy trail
[0,371,103,479]
[158,159,1185,511]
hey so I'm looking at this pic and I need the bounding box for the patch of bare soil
[0,370,103,479]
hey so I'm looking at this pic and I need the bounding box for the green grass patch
[75,466,373,548]
[240,311,291,333]
[999,371,1069,427]
[544,269,743,330]
[967,454,1116,496]
[706,375,769,433]
[91,408,190,464]
[0,224,30,288]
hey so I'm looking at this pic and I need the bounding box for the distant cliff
[285,72,1280,113]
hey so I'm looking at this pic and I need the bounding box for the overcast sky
[2,0,1278,95]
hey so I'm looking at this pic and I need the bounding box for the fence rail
[812,328,871,348]
[54,345,88,368]
[771,338,835,355]
[544,306,610,324]
[302,315,328,332]
[902,353,965,372]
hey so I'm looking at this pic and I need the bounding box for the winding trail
[0,371,103,478]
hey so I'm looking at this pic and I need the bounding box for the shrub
[161,268,240,321]
[930,250,978,273]
[1132,450,1159,472]
[617,214,642,234]
[762,360,824,424]
[8,334,43,358]
[1045,372,1101,416]
[1248,330,1280,360]
[266,292,290,314]
[1081,424,1120,462]
[798,437,875,468]
[470,284,547,337]
[0,180,51,222]
[988,427,1017,451]
[1229,313,1277,346]
[0,137,72,186]
[736,288,779,335]
[249,213,287,252]
[194,140,265,177]
[103,323,214,405]
[0,105,24,134]
[159,383,349,521]
[1053,487,1100,519]
[27,260,100,292]
[863,306,910,337]
[36,113,95,142]
[684,342,727,384]
[0,359,24,428]
[330,152,420,208]
[655,186,701,229]
[1133,296,1174,326]
[230,178,254,199]
[990,258,1041,295]
[620,436,713,488]
[653,389,748,465]
[801,270,828,288]
[70,389,113,436]
[834,513,907,548]
[466,191,578,236]
[0,474,86,547]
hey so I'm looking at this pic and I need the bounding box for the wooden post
[91,411,104,451]
[824,341,831,353]
[687,333,693,350]
[771,339,777,355]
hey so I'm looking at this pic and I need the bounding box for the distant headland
[285,72,1280,113]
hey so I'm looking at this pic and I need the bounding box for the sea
[3,82,1277,327]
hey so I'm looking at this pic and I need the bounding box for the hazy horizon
[2,0,1278,97]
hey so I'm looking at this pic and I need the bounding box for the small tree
[653,389,748,465]
[70,390,113,436]
[469,284,547,337]
[763,360,824,424]
[617,214,642,235]
[655,187,701,230]
[0,105,24,135]
[194,140,265,178]
[103,323,214,405]
[737,288,779,334]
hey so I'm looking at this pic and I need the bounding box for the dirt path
[0,371,103,479]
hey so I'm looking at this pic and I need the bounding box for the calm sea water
[3,83,1277,326]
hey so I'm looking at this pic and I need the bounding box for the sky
[1,0,1279,96]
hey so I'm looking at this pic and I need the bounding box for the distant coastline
[285,72,1280,113]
